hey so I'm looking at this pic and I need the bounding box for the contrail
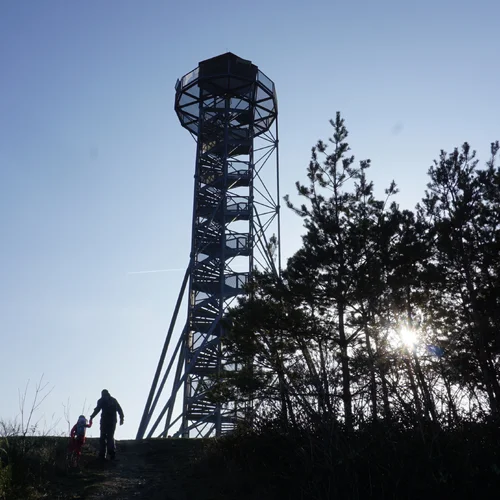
[127,268,185,275]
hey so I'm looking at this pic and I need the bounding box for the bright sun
[399,327,418,348]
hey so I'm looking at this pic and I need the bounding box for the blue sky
[1,0,498,439]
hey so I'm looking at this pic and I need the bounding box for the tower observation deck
[137,53,280,438]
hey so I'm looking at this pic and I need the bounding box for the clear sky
[1,0,498,439]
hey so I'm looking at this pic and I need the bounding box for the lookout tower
[137,53,279,438]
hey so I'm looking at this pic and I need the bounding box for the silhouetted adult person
[89,389,124,460]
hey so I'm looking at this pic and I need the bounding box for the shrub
[0,432,69,499]
[194,420,500,500]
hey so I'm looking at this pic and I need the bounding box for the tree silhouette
[220,115,500,434]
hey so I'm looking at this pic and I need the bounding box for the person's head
[102,389,110,398]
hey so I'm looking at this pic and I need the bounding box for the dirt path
[51,438,205,500]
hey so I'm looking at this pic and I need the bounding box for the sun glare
[399,327,418,348]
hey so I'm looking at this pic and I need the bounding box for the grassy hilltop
[2,424,500,499]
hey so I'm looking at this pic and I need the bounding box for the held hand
[120,418,124,426]
[89,419,93,427]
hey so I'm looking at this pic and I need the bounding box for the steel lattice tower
[137,53,279,439]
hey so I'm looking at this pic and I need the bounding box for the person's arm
[116,400,124,424]
[70,424,77,438]
[89,399,102,424]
